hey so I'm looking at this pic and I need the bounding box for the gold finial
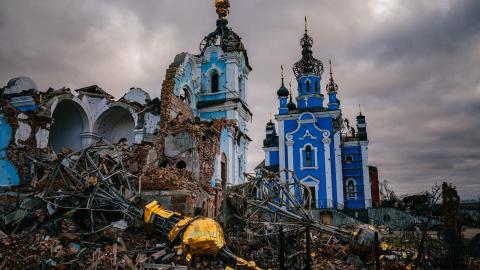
[305,16,308,33]
[269,112,272,121]
[289,81,293,96]
[359,104,362,115]
[215,0,230,20]
[281,65,284,81]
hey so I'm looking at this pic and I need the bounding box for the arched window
[306,80,311,93]
[305,145,312,167]
[211,72,219,93]
[315,81,319,92]
[346,179,356,199]
[179,86,191,105]
[221,153,227,189]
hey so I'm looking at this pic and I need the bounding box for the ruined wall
[154,62,227,191]
[131,61,229,216]
[1,92,50,185]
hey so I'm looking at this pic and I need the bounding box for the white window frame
[346,178,357,199]
[299,143,318,170]
[345,155,353,163]
[300,176,320,209]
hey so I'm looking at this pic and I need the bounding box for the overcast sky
[1,0,479,199]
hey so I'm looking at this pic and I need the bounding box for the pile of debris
[222,170,383,269]
[0,143,182,269]
[0,230,181,269]
[3,142,477,269]
[0,143,236,269]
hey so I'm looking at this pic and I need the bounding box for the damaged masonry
[1,0,480,269]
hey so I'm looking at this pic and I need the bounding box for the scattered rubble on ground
[0,143,479,269]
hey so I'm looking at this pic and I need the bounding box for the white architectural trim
[278,120,286,182]
[198,101,252,121]
[286,140,294,180]
[276,110,341,121]
[300,177,319,209]
[285,113,330,140]
[299,143,318,170]
[234,140,238,185]
[299,175,320,183]
[299,129,317,140]
[264,149,270,166]
[346,178,357,199]
[263,146,279,151]
[334,132,344,209]
[228,133,233,186]
[323,135,333,208]
[361,141,372,208]
[343,141,361,147]
[286,140,295,195]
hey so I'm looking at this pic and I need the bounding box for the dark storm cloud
[0,0,479,199]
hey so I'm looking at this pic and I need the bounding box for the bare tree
[411,184,442,267]
[379,180,399,207]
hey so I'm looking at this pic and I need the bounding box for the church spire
[293,17,324,79]
[277,65,289,97]
[305,16,308,34]
[287,81,297,110]
[326,59,338,92]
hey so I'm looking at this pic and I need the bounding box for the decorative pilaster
[80,132,98,148]
[278,120,286,182]
[322,132,333,208]
[286,139,294,195]
[334,132,344,209]
[361,141,372,208]
[133,128,144,144]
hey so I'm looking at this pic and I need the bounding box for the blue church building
[259,22,372,210]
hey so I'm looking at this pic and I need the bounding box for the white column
[323,134,333,208]
[133,129,144,144]
[334,132,344,209]
[234,141,238,185]
[278,120,286,182]
[225,59,238,96]
[286,140,294,195]
[361,141,372,208]
[80,132,98,148]
[228,131,233,186]
[264,147,270,166]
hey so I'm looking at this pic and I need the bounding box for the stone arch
[48,99,90,152]
[94,105,136,145]
[179,84,192,106]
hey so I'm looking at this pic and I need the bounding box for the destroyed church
[1,3,375,219]
[0,1,251,216]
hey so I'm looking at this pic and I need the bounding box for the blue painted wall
[0,114,20,186]
[341,144,366,209]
